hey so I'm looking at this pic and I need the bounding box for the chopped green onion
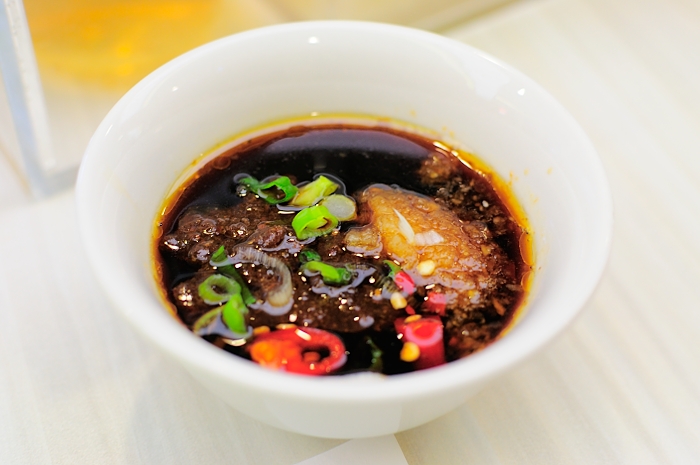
[239,176,298,204]
[299,249,321,263]
[222,293,248,334]
[365,336,384,372]
[383,260,401,278]
[211,245,227,264]
[198,274,240,305]
[192,308,222,335]
[379,276,399,296]
[301,261,353,286]
[219,266,256,306]
[239,176,260,191]
[290,175,338,207]
[292,205,338,240]
[210,246,255,305]
[319,194,356,221]
[259,176,297,203]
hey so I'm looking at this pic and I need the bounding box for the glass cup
[1,0,504,197]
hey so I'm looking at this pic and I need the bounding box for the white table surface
[2,0,700,463]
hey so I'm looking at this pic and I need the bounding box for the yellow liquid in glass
[24,0,273,89]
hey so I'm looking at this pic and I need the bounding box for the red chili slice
[424,291,447,315]
[394,271,416,294]
[395,316,445,370]
[248,327,347,375]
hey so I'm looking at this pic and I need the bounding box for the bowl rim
[76,19,613,403]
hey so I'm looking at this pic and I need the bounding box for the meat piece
[246,224,288,249]
[160,196,275,264]
[358,185,505,309]
[344,225,383,256]
[417,152,460,185]
[172,271,217,325]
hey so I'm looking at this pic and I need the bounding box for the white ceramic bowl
[76,21,612,438]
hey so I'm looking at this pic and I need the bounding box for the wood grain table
[1,0,699,463]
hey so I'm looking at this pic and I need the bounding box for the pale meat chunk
[358,185,500,308]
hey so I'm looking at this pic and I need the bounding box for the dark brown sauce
[154,123,530,375]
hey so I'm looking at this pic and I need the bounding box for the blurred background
[0,0,514,199]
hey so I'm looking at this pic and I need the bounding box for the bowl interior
[77,22,611,400]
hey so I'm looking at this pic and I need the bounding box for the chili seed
[253,326,270,335]
[417,260,436,276]
[405,314,422,323]
[390,292,407,310]
[400,342,420,362]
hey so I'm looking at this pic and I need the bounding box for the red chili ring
[394,270,416,294]
[395,316,446,370]
[248,327,347,375]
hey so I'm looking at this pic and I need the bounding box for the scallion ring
[192,308,222,335]
[210,246,256,305]
[198,274,240,305]
[299,249,321,263]
[383,260,401,278]
[365,336,384,372]
[301,261,353,286]
[292,205,338,240]
[211,245,228,265]
[239,176,298,204]
[219,266,256,306]
[290,175,339,207]
[319,194,356,221]
[222,293,248,334]
[238,176,261,192]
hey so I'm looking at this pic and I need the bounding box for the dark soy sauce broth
[155,123,530,375]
